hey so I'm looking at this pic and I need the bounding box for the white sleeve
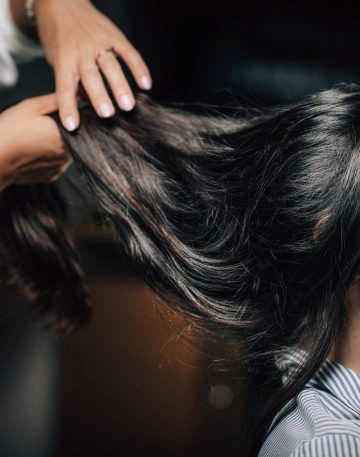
[0,0,43,88]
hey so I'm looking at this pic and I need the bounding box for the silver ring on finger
[95,46,116,67]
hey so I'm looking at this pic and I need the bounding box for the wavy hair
[1,82,360,454]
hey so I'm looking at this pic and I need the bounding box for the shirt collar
[275,347,360,417]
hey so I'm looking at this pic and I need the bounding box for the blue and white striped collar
[275,347,360,417]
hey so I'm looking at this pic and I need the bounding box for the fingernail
[99,102,115,118]
[140,75,152,90]
[119,94,135,111]
[64,116,76,131]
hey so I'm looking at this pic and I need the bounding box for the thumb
[25,93,59,115]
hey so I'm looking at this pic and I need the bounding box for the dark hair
[1,82,360,455]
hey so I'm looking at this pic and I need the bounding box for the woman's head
[1,82,360,454]
[60,83,360,341]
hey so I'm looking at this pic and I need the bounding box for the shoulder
[259,388,360,457]
[289,433,360,457]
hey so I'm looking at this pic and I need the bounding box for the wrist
[33,0,90,15]
[32,0,48,13]
[32,0,50,18]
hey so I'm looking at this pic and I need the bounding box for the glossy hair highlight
[2,83,360,455]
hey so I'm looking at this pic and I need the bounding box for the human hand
[0,94,72,192]
[34,0,152,131]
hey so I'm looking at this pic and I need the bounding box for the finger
[47,158,73,182]
[97,52,135,111]
[114,40,152,91]
[48,174,63,183]
[79,59,115,118]
[55,63,80,132]
[13,168,62,185]
[58,158,73,175]
[15,155,70,173]
[20,94,58,115]
[48,168,69,183]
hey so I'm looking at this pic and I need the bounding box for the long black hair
[1,82,360,455]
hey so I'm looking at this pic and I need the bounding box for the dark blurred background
[1,1,360,456]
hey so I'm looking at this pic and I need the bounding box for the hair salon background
[0,1,359,456]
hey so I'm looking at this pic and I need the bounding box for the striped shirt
[258,348,360,456]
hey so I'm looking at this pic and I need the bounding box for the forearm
[10,0,92,45]
[9,0,90,45]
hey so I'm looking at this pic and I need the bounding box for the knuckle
[81,80,107,101]
[54,53,78,75]
[57,74,76,91]
[116,86,129,97]
[121,41,135,54]
[116,80,132,95]
[57,82,74,96]
[53,52,67,71]
[101,58,117,72]
[125,48,143,65]
[75,39,88,51]
[112,73,129,91]
[57,99,74,114]
[88,90,106,104]
[59,106,74,118]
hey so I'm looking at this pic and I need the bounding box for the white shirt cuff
[0,0,44,88]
